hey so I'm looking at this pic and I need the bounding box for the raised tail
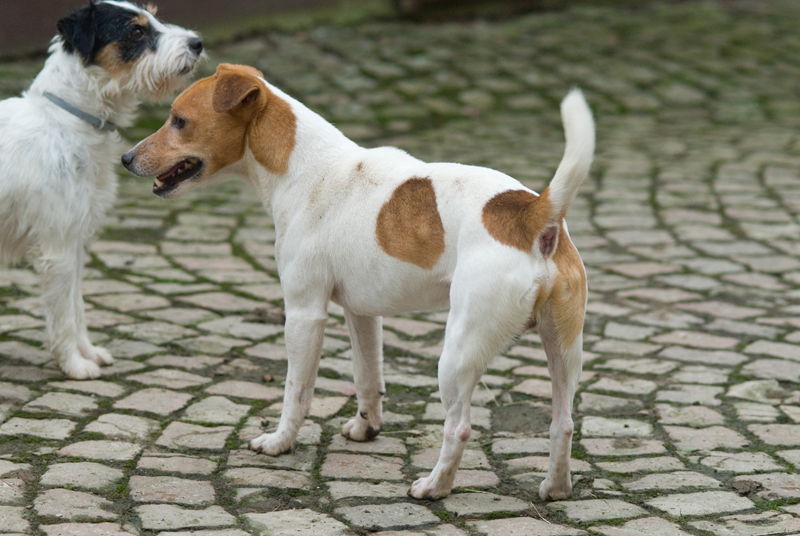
[543,88,595,222]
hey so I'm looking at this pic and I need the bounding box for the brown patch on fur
[376,178,445,270]
[145,3,158,15]
[482,189,552,252]
[550,228,587,349]
[356,162,364,172]
[95,43,126,77]
[127,64,296,185]
[212,64,296,174]
[132,13,149,27]
[525,224,585,348]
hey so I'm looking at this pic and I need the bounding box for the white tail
[544,88,595,221]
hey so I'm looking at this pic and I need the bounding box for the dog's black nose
[188,38,204,56]
[121,152,134,169]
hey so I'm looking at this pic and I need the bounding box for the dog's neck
[27,44,140,129]
[243,80,361,207]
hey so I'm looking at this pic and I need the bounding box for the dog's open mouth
[153,157,203,194]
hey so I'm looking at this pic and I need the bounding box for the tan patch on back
[376,178,445,270]
[550,228,587,349]
[482,189,552,252]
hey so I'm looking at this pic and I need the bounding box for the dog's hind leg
[537,233,586,501]
[34,245,101,379]
[250,298,328,456]
[409,262,530,499]
[538,317,582,500]
[342,310,385,441]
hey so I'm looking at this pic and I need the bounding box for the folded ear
[57,1,97,62]
[212,64,267,121]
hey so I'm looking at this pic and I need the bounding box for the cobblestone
[2,1,800,533]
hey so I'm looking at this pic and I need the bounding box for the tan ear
[212,64,266,119]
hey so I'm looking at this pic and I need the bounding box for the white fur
[132,78,594,499]
[0,1,201,379]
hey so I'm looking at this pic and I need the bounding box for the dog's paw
[408,475,452,500]
[81,344,114,366]
[342,415,381,442]
[61,355,102,380]
[539,476,572,501]
[249,432,294,456]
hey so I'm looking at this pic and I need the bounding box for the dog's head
[57,1,204,99]
[123,63,297,198]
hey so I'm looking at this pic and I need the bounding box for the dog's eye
[172,116,186,129]
[130,27,145,41]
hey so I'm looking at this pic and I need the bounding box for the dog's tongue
[157,161,184,181]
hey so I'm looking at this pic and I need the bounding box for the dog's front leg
[250,306,327,455]
[73,247,114,367]
[342,310,384,441]
[34,246,101,379]
[538,317,583,501]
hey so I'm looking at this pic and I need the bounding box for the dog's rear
[529,89,594,501]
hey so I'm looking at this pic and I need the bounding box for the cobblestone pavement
[2,1,800,535]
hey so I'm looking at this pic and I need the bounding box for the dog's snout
[188,38,204,56]
[121,151,135,169]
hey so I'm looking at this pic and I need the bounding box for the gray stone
[245,510,351,536]
[622,471,722,491]
[442,492,529,516]
[135,505,236,530]
[129,476,216,504]
[468,518,585,536]
[57,441,141,461]
[591,517,692,536]
[83,414,159,441]
[0,505,30,532]
[34,489,115,521]
[222,468,310,489]
[183,396,251,424]
[0,418,77,440]
[549,499,646,522]
[691,511,800,536]
[113,388,193,416]
[335,503,440,530]
[40,463,124,491]
[39,522,136,536]
[156,422,235,450]
[327,481,408,500]
[137,454,217,475]
[647,491,755,516]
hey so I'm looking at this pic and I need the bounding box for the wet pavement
[1,1,800,534]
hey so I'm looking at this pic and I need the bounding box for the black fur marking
[58,2,159,65]
[365,426,382,441]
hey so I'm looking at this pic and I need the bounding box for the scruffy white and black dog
[0,1,203,379]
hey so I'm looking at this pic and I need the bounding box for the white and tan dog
[0,1,203,379]
[123,63,594,501]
